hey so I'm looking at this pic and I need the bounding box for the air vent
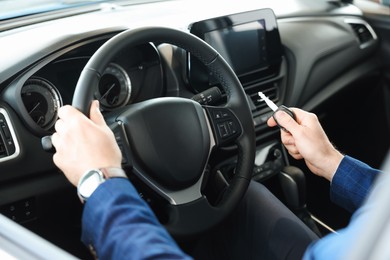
[345,18,377,49]
[351,23,373,44]
[248,86,279,113]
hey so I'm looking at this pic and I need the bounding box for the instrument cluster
[3,41,163,136]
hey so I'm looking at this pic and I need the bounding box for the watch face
[78,170,105,199]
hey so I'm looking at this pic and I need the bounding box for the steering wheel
[72,27,255,237]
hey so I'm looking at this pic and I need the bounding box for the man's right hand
[267,108,343,181]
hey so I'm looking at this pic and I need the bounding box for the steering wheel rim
[72,26,255,236]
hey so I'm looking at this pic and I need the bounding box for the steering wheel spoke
[132,166,205,205]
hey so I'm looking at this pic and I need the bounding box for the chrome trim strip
[344,18,378,49]
[311,214,338,234]
[0,108,20,163]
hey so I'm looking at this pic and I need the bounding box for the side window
[365,0,390,6]
[355,0,390,12]
[381,0,390,5]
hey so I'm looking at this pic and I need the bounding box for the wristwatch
[77,168,127,203]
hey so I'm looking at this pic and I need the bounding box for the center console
[188,8,288,182]
[188,8,286,133]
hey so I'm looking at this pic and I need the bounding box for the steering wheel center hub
[118,97,211,190]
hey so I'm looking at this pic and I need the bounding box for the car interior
[0,0,389,258]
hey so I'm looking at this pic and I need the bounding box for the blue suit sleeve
[81,178,192,260]
[303,202,375,260]
[330,156,381,212]
[304,156,389,259]
[304,156,385,259]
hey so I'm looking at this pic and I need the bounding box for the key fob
[273,105,296,132]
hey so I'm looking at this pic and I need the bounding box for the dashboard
[0,2,380,173]
[0,0,380,201]
[0,0,388,257]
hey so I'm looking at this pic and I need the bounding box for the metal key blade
[258,91,278,111]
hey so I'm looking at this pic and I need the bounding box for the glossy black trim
[188,8,283,91]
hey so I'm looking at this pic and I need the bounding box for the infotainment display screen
[204,20,267,76]
[189,8,283,92]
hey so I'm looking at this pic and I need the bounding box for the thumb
[267,116,278,127]
[89,100,106,126]
[273,110,299,134]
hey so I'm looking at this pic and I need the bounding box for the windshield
[0,0,112,20]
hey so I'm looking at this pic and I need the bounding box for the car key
[258,91,296,131]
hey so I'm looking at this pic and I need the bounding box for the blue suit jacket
[81,155,381,259]
[303,155,381,259]
[81,178,191,259]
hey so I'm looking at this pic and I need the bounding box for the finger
[267,116,277,127]
[54,119,65,134]
[89,100,106,126]
[285,145,303,158]
[58,105,81,122]
[281,136,295,146]
[284,142,299,153]
[289,152,303,160]
[51,132,59,149]
[273,110,300,135]
[52,152,60,169]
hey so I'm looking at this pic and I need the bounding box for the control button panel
[110,121,133,170]
[0,197,36,223]
[206,107,242,146]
